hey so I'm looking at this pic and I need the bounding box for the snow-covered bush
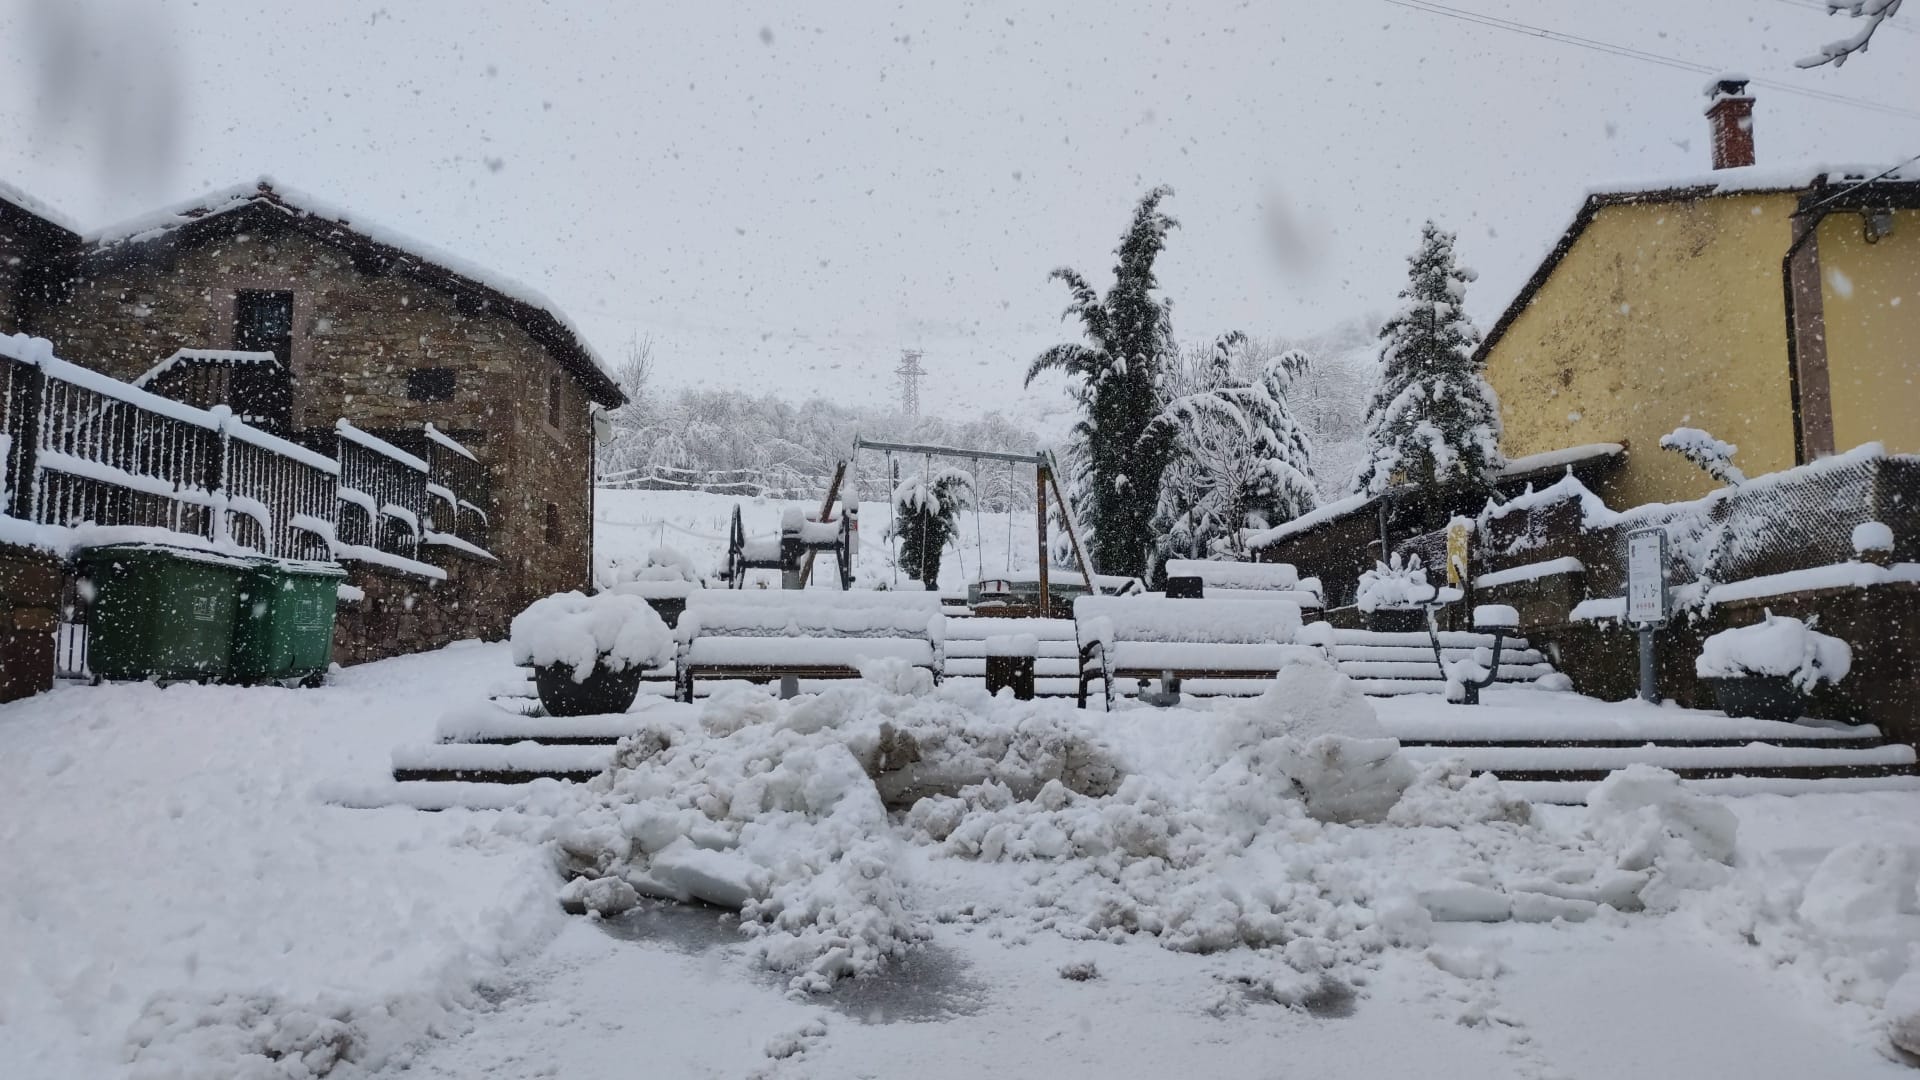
[1355,553,1435,612]
[1695,612,1853,691]
[1660,426,1747,487]
[509,591,674,681]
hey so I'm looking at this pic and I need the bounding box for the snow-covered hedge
[1694,612,1852,690]
[510,591,674,679]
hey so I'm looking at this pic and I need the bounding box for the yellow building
[1479,84,1919,508]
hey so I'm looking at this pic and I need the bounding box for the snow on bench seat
[1163,559,1301,590]
[683,636,935,669]
[675,589,945,701]
[1074,594,1303,707]
[1336,659,1552,681]
[680,589,943,637]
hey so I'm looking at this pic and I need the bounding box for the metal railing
[334,420,431,564]
[1,335,338,561]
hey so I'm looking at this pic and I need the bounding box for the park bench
[674,589,945,701]
[1162,559,1324,610]
[1073,593,1311,708]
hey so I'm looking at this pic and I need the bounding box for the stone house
[0,180,625,676]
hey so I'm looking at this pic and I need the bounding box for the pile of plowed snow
[541,652,1746,998]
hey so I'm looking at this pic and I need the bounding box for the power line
[1377,0,1920,122]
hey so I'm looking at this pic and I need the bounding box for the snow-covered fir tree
[893,467,972,589]
[1352,221,1503,497]
[1149,336,1318,566]
[1026,186,1181,579]
[1242,348,1319,530]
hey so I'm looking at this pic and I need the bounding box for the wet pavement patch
[592,900,987,1024]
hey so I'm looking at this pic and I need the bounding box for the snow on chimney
[1705,76,1755,170]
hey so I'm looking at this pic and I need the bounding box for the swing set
[851,436,1100,618]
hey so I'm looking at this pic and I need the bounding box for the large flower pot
[534,660,644,717]
[1703,675,1805,722]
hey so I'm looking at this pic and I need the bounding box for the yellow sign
[1445,520,1470,586]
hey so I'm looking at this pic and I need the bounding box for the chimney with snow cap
[1705,76,1755,170]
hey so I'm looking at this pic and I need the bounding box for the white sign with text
[1626,528,1668,625]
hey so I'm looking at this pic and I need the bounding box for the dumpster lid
[79,542,258,571]
[271,558,349,578]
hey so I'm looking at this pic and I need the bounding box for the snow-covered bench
[674,590,945,702]
[1162,558,1324,609]
[1073,594,1311,708]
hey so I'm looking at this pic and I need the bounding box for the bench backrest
[1163,559,1301,590]
[1073,594,1302,648]
[680,589,944,642]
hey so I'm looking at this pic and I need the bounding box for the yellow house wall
[1482,193,1800,509]
[1817,208,1920,456]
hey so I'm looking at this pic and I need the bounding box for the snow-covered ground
[4,638,1918,1078]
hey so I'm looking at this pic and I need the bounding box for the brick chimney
[1705,77,1755,170]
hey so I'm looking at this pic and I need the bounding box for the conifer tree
[1026,187,1180,579]
[1353,222,1503,497]
[1242,349,1319,530]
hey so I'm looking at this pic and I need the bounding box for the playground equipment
[853,437,1098,617]
[720,461,858,590]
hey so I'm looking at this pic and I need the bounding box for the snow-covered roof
[132,348,280,389]
[81,179,624,408]
[1496,443,1625,483]
[0,179,81,239]
[1244,491,1377,550]
[1476,162,1919,365]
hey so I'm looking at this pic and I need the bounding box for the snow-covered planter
[1356,554,1452,632]
[511,591,673,716]
[1694,612,1852,721]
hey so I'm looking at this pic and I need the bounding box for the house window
[407,368,456,401]
[546,370,563,429]
[234,290,294,366]
[544,502,560,545]
[231,290,295,433]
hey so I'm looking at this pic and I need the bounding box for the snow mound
[1389,759,1533,828]
[1217,652,1413,823]
[1695,612,1852,690]
[509,590,674,678]
[549,680,1120,991]
[1585,765,1737,909]
[1889,971,1920,1057]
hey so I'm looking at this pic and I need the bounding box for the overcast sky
[1,1,1913,430]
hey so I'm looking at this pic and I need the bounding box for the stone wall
[18,217,598,663]
[0,543,61,702]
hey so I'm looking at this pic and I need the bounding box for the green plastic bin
[230,559,345,685]
[81,544,252,682]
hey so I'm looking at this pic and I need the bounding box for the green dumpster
[81,544,252,682]
[230,559,345,685]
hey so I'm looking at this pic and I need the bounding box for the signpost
[1625,527,1669,703]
